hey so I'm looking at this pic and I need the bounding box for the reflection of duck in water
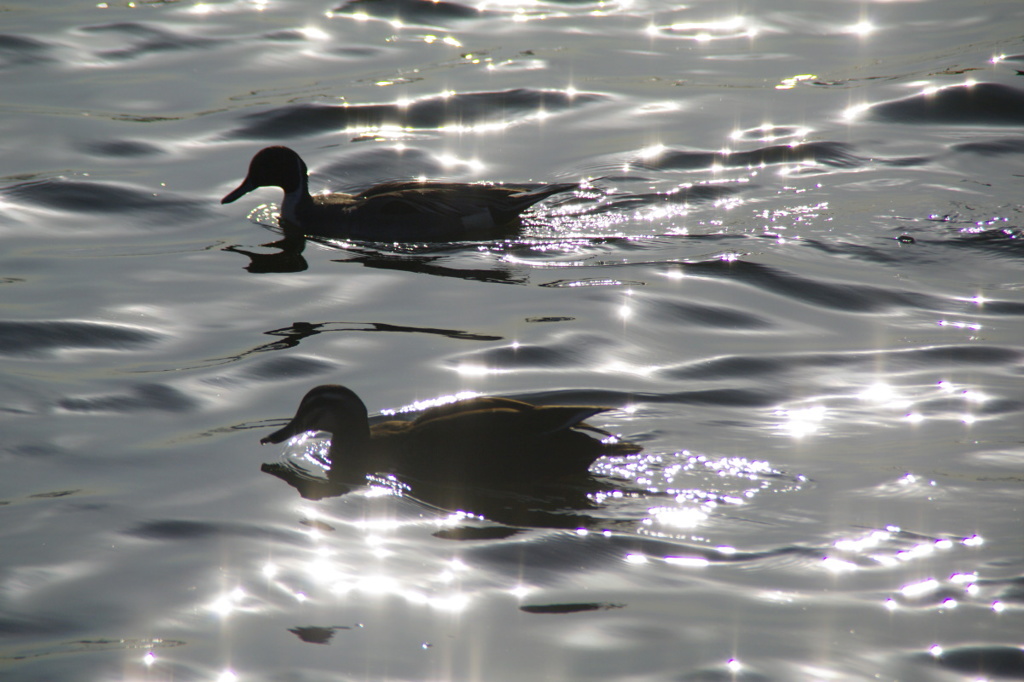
[222,146,579,242]
[261,384,640,488]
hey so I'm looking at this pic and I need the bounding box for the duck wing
[378,403,630,483]
[409,396,535,423]
[355,183,576,221]
[356,181,522,200]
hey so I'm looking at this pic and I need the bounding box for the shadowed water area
[0,0,1022,680]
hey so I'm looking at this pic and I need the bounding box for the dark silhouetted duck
[222,146,579,241]
[261,384,640,486]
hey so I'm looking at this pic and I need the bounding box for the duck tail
[573,422,643,455]
[532,406,610,437]
[510,182,579,206]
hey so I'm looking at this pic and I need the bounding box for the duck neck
[279,155,315,227]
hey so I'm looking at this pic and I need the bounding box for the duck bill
[221,178,255,204]
[260,421,301,445]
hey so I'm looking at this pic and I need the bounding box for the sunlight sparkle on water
[453,362,507,377]
[217,670,238,682]
[776,74,816,90]
[834,529,891,553]
[901,578,939,598]
[298,26,330,41]
[858,382,912,409]
[357,574,400,595]
[651,16,752,41]
[841,102,871,121]
[822,556,859,573]
[430,592,471,613]
[435,152,485,172]
[896,542,937,562]
[444,36,462,47]
[509,584,532,599]
[938,319,982,331]
[651,506,710,529]
[638,143,666,160]
[143,651,156,666]
[208,587,248,618]
[843,20,876,36]
[664,556,710,568]
[775,404,826,438]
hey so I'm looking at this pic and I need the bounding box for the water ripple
[3,178,207,221]
[867,82,1024,127]
[0,320,160,357]
[224,88,608,140]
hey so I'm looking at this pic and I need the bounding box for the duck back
[362,401,638,485]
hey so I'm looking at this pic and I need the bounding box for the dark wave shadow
[0,33,56,68]
[644,295,774,329]
[2,178,208,223]
[868,82,1024,127]
[0,320,160,357]
[58,383,197,413]
[910,645,1024,678]
[951,137,1024,156]
[634,141,863,172]
[80,21,221,61]
[679,258,938,312]
[79,139,165,158]
[333,0,485,25]
[664,344,1024,383]
[223,88,608,140]
[947,226,1024,255]
[125,518,302,545]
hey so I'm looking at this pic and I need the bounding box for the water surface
[1,0,1022,680]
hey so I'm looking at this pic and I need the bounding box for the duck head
[261,384,371,450]
[222,146,309,205]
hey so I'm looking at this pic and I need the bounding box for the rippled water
[1,0,1022,680]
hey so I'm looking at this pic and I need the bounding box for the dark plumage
[261,384,640,487]
[222,146,579,242]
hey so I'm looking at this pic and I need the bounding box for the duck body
[222,146,579,242]
[261,384,640,487]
